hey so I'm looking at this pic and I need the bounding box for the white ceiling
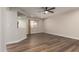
[20,7,79,19]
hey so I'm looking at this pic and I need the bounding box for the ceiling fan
[43,7,55,14]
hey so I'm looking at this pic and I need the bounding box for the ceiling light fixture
[44,11,48,14]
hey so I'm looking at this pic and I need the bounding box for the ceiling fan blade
[48,7,55,10]
[48,10,54,13]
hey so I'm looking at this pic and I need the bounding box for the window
[30,20,37,28]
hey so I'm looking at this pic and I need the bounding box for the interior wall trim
[6,36,27,45]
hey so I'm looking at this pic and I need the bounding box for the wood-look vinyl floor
[7,33,79,52]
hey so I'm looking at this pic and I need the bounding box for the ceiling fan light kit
[44,11,48,14]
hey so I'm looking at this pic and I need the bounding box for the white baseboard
[31,32,44,34]
[46,32,79,40]
[6,36,27,45]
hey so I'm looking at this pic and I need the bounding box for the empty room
[1,7,79,52]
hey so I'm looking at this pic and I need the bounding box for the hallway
[7,33,79,52]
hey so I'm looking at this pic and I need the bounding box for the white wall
[44,9,79,40]
[0,8,7,51]
[31,19,44,34]
[5,8,17,44]
[4,8,27,44]
[17,17,28,42]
